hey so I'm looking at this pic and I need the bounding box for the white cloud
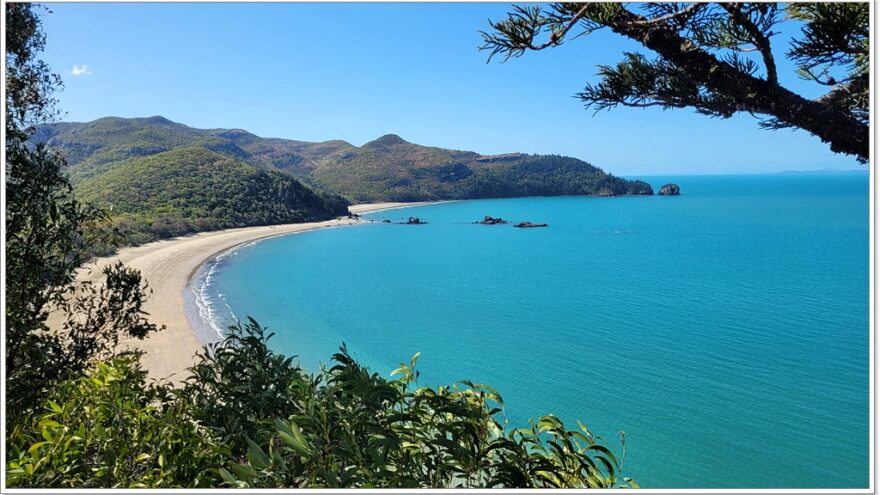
[71,64,92,76]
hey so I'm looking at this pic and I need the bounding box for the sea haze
[194,173,869,488]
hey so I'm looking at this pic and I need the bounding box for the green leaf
[246,439,269,470]
[229,462,257,480]
[218,467,236,483]
[410,352,421,369]
[287,422,312,456]
[27,441,49,456]
[38,419,61,429]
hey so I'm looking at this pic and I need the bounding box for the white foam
[183,219,375,346]
[185,247,240,345]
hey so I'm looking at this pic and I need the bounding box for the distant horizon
[39,3,863,176]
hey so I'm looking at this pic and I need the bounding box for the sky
[38,3,862,175]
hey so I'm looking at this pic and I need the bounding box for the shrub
[6,354,226,488]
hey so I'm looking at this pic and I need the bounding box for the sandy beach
[47,202,422,384]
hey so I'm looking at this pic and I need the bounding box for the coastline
[47,202,426,384]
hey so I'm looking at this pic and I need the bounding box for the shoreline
[48,202,430,384]
[183,201,441,345]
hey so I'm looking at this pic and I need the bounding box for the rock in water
[658,183,681,195]
[405,217,427,225]
[514,221,549,228]
[476,216,508,225]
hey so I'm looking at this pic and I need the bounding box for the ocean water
[193,174,870,488]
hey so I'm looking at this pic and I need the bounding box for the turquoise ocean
[189,174,869,488]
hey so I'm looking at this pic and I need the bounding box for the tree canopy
[482,2,869,162]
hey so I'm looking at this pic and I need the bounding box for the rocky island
[475,216,509,225]
[514,221,549,228]
[659,183,681,195]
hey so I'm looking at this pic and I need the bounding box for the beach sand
[46,202,420,384]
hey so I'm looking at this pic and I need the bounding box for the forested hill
[36,116,654,204]
[74,145,350,246]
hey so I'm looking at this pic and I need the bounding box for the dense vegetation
[37,116,654,207]
[482,2,869,162]
[6,3,632,488]
[8,321,634,489]
[75,145,349,246]
[287,134,653,202]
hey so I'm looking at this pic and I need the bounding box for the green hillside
[37,116,654,204]
[75,146,349,246]
[302,135,652,201]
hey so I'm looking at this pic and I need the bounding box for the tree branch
[528,4,591,51]
[626,3,704,27]
[601,5,867,161]
[719,3,778,85]
[816,73,869,106]
[484,3,868,162]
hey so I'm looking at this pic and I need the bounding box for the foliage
[223,346,631,488]
[7,262,162,415]
[6,354,226,488]
[5,3,62,129]
[58,263,163,370]
[192,321,634,488]
[5,131,104,347]
[185,319,307,456]
[73,145,350,248]
[7,321,635,489]
[481,2,869,162]
[5,3,161,415]
[786,3,869,126]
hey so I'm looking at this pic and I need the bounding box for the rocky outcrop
[658,183,681,196]
[597,188,615,197]
[475,216,508,225]
[405,217,427,225]
[514,221,548,228]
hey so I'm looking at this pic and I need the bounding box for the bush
[6,354,226,488]
[7,320,635,489]
[193,320,636,488]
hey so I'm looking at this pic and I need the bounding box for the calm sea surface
[194,174,869,488]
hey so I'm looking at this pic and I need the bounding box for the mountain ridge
[36,115,654,202]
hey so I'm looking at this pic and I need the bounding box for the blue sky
[39,3,861,175]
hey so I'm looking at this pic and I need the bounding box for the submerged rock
[658,183,681,195]
[475,215,508,225]
[382,219,391,223]
[514,221,549,228]
[405,216,427,225]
